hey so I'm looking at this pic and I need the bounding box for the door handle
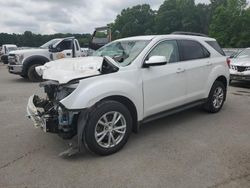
[176,68,185,73]
[66,53,71,56]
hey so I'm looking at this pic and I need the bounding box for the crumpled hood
[231,58,250,66]
[36,56,104,84]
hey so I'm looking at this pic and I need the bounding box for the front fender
[60,73,143,121]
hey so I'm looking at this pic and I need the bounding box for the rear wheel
[203,81,226,113]
[27,64,43,82]
[83,100,132,155]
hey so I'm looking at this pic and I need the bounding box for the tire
[82,100,132,156]
[20,75,28,79]
[27,64,43,82]
[203,81,226,113]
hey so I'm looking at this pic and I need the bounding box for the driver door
[52,39,73,60]
[142,40,187,118]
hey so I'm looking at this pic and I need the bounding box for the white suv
[27,34,229,156]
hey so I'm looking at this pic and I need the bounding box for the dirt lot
[0,63,249,188]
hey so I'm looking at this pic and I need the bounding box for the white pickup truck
[0,44,18,64]
[8,37,81,81]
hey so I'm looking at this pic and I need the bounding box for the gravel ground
[0,63,249,188]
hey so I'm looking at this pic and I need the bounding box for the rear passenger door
[177,40,211,102]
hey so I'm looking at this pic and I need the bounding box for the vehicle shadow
[63,106,205,160]
[230,81,250,89]
[8,77,32,83]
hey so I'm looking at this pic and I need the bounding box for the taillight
[226,58,230,67]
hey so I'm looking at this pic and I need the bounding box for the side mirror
[48,44,55,52]
[49,44,60,52]
[145,56,167,67]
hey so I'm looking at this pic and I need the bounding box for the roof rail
[171,31,208,37]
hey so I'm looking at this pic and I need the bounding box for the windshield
[7,47,17,52]
[235,48,250,59]
[92,40,150,66]
[40,39,61,48]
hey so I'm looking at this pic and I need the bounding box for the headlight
[15,54,24,64]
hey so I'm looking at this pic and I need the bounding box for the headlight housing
[15,54,24,64]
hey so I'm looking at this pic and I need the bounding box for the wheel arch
[22,55,50,75]
[215,75,227,89]
[100,95,139,133]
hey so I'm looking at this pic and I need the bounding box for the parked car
[8,37,81,81]
[229,48,250,82]
[27,34,229,156]
[223,48,243,58]
[0,44,18,64]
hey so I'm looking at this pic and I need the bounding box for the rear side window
[178,40,210,61]
[206,41,225,56]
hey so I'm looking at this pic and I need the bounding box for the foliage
[111,4,155,39]
[209,0,250,47]
[0,32,91,47]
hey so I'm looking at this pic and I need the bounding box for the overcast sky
[0,0,217,34]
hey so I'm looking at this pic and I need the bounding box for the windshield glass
[7,47,17,53]
[92,40,150,66]
[235,48,250,59]
[40,39,61,48]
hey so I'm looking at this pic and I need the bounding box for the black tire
[27,64,43,82]
[229,79,232,85]
[20,75,28,79]
[203,81,226,113]
[82,100,132,156]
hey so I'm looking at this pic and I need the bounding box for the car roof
[116,34,216,42]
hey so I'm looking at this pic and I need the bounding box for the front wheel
[203,81,226,113]
[27,64,43,82]
[82,100,132,155]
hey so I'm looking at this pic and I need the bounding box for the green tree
[155,0,202,34]
[111,4,155,39]
[209,0,249,47]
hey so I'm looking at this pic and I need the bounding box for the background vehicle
[223,48,243,58]
[8,37,81,81]
[0,44,17,64]
[89,26,112,50]
[229,47,250,82]
[27,34,229,156]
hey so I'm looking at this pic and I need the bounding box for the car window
[235,48,250,59]
[206,41,225,56]
[148,40,179,63]
[57,40,72,51]
[178,40,210,61]
[93,40,150,67]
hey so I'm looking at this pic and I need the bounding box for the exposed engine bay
[32,81,78,139]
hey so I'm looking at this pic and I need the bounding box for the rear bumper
[26,95,47,131]
[8,64,23,75]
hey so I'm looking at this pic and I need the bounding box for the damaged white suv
[27,34,229,155]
